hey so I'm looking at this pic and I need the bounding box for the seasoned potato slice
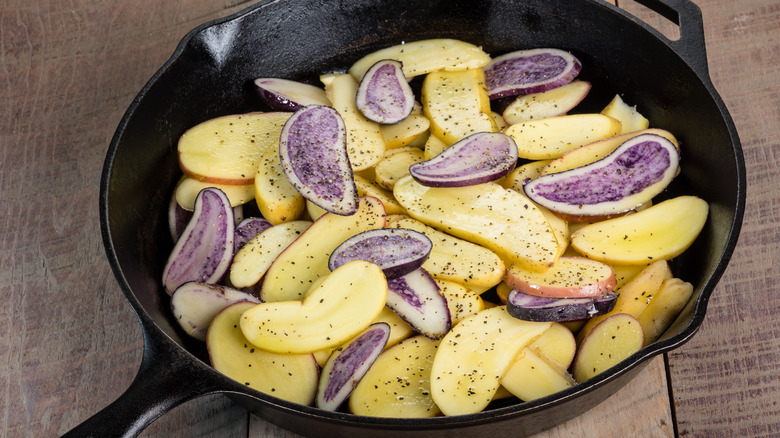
[241,261,388,354]
[381,114,430,149]
[504,114,621,160]
[572,313,644,382]
[374,147,426,190]
[207,302,319,404]
[175,176,254,210]
[636,278,694,345]
[435,279,485,326]
[601,94,650,134]
[501,347,576,401]
[254,145,305,224]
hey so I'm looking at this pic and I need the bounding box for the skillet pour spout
[68,0,745,436]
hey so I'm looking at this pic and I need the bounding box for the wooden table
[2,0,778,436]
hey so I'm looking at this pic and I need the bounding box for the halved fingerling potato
[572,313,644,382]
[504,113,621,160]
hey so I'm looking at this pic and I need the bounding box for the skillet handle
[624,0,709,77]
[62,327,222,438]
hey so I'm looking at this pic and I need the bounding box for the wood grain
[1,0,777,437]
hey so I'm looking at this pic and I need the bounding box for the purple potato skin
[506,288,617,322]
[234,217,272,252]
[485,48,582,99]
[254,78,328,111]
[162,187,235,295]
[168,193,193,242]
[355,59,415,124]
[386,268,451,339]
[317,323,390,411]
[328,228,432,280]
[409,132,519,187]
[279,105,358,215]
[170,281,262,341]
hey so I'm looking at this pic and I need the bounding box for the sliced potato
[528,321,577,369]
[601,94,650,134]
[260,197,386,302]
[636,277,694,345]
[373,305,416,349]
[348,38,491,80]
[572,313,644,382]
[501,160,552,190]
[381,114,430,149]
[385,215,506,290]
[435,279,485,326]
[353,174,407,215]
[254,145,305,224]
[501,347,576,401]
[321,73,386,171]
[178,112,291,185]
[393,176,559,272]
[504,114,621,160]
[505,257,616,298]
[174,176,254,210]
[422,68,497,146]
[207,302,319,404]
[423,133,449,160]
[374,147,426,189]
[430,306,551,416]
[503,80,592,125]
[241,260,388,354]
[570,196,709,265]
[349,335,441,418]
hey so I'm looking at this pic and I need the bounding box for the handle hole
[616,0,681,41]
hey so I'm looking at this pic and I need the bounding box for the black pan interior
[100,0,743,435]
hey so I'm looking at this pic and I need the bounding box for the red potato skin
[505,260,617,299]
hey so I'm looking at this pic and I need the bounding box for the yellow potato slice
[572,313,644,382]
[385,215,505,290]
[374,147,425,189]
[423,133,449,160]
[528,321,577,369]
[393,176,559,272]
[422,68,498,146]
[207,302,319,404]
[501,347,576,402]
[349,335,441,418]
[503,80,592,125]
[570,196,709,265]
[229,221,312,289]
[321,73,386,171]
[601,94,650,134]
[434,279,485,326]
[504,113,621,160]
[636,277,694,345]
[260,196,386,302]
[174,176,254,210]
[348,38,491,80]
[178,112,291,185]
[353,174,406,215]
[381,114,430,149]
[241,260,388,354]
[501,160,552,190]
[254,145,305,224]
[430,306,551,416]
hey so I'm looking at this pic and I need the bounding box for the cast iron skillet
[66,0,745,436]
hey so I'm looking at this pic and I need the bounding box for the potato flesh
[504,113,622,160]
[260,196,386,302]
[501,347,575,401]
[254,145,305,225]
[349,335,442,418]
[430,306,551,416]
[636,278,694,345]
[321,73,386,171]
[435,279,485,326]
[422,68,498,146]
[175,176,254,210]
[504,256,616,298]
[178,112,291,185]
[348,38,491,80]
[572,313,644,382]
[385,215,505,290]
[393,176,559,272]
[381,114,430,149]
[503,80,591,125]
[374,147,425,190]
[570,196,709,265]
[601,94,650,134]
[207,302,319,405]
[241,261,388,354]
[353,175,407,215]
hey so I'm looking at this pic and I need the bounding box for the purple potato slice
[506,288,617,322]
[254,78,330,111]
[316,322,390,411]
[484,48,582,99]
[162,187,235,295]
[279,105,358,215]
[409,132,519,187]
[355,59,415,124]
[170,281,262,341]
[168,191,193,242]
[328,228,432,280]
[386,268,451,339]
[233,217,272,252]
[523,133,680,219]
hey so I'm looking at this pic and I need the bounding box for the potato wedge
[374,147,426,189]
[207,302,319,404]
[393,176,559,272]
[636,277,694,345]
[349,335,441,418]
[348,38,491,80]
[501,347,576,401]
[528,321,577,369]
[572,313,644,382]
[321,73,386,171]
[504,114,621,160]
[254,145,305,224]
[430,306,551,416]
[178,112,291,185]
[174,176,254,210]
[503,80,592,125]
[385,215,505,290]
[423,134,449,160]
[260,196,386,302]
[601,94,650,134]
[422,68,498,146]
[570,196,709,265]
[435,279,485,326]
[381,114,430,149]
[501,160,552,190]
[241,261,388,354]
[353,175,406,215]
